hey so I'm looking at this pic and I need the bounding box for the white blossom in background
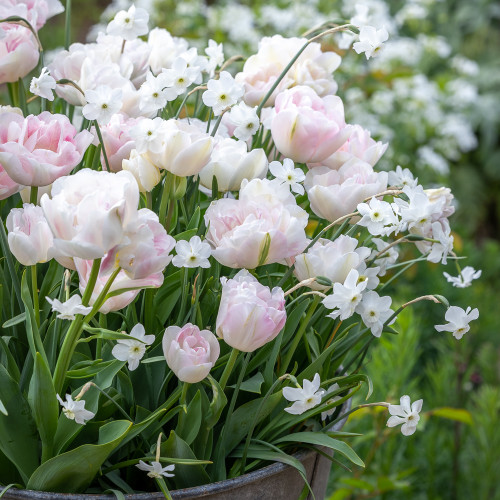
[172,236,212,268]
[82,85,123,124]
[111,323,155,371]
[370,237,399,276]
[357,197,399,236]
[283,373,325,415]
[138,72,175,114]
[323,269,368,320]
[356,290,394,337]
[129,117,167,154]
[387,395,422,436]
[57,394,95,425]
[353,26,389,59]
[205,39,224,76]
[202,71,244,116]
[427,221,454,265]
[46,295,92,320]
[136,461,175,479]
[30,67,56,101]
[161,57,201,97]
[388,165,418,188]
[435,306,479,340]
[321,383,341,421]
[106,5,149,41]
[443,266,481,288]
[269,158,305,195]
[228,102,260,141]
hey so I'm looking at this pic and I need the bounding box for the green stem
[280,295,320,375]
[155,478,173,500]
[146,191,153,210]
[64,0,72,49]
[30,266,40,327]
[93,121,110,172]
[176,382,189,436]
[18,78,28,116]
[176,267,189,324]
[219,348,239,391]
[159,173,172,228]
[174,91,190,119]
[29,186,38,205]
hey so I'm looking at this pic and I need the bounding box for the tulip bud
[216,270,286,352]
[162,324,220,383]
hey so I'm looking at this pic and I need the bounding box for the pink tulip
[271,86,352,164]
[216,270,286,352]
[6,203,54,266]
[0,0,64,30]
[162,324,220,383]
[305,160,388,222]
[75,258,163,314]
[0,24,39,84]
[0,164,22,200]
[0,112,93,186]
[40,169,140,260]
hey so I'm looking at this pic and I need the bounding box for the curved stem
[93,121,110,172]
[30,265,40,327]
[219,348,239,391]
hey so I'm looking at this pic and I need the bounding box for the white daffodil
[161,57,201,97]
[202,71,244,116]
[228,102,260,142]
[353,25,389,60]
[30,67,56,101]
[82,85,123,125]
[57,394,95,425]
[356,290,394,337]
[283,373,325,415]
[443,266,481,288]
[138,72,176,114]
[386,395,422,436]
[388,165,418,189]
[355,262,380,290]
[106,5,149,41]
[129,117,167,155]
[323,269,368,320]
[427,221,454,265]
[269,158,306,195]
[172,236,211,269]
[370,237,399,276]
[357,197,400,236]
[435,306,479,339]
[46,295,92,320]
[136,460,175,479]
[205,39,224,77]
[111,323,155,371]
[321,383,341,421]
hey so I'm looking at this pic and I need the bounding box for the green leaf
[173,229,198,242]
[229,372,265,394]
[204,375,227,430]
[29,353,59,461]
[430,407,473,425]
[0,364,39,484]
[186,206,201,231]
[178,390,202,446]
[27,420,132,493]
[160,431,210,489]
[116,408,167,451]
[274,432,364,467]
[2,313,26,328]
[0,337,20,382]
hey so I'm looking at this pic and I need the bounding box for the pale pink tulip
[0,0,64,30]
[0,112,93,186]
[0,24,39,84]
[40,169,139,260]
[6,203,54,265]
[75,258,163,314]
[305,160,388,222]
[0,164,22,200]
[216,270,286,352]
[271,86,352,164]
[162,324,220,383]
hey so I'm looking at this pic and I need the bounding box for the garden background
[37,0,500,498]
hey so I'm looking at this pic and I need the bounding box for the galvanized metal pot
[0,400,351,500]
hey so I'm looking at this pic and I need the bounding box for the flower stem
[30,265,40,327]
[280,295,321,375]
[159,172,173,229]
[93,121,110,172]
[176,382,189,436]
[29,186,38,205]
[219,348,239,390]
[155,478,173,500]
[64,0,72,49]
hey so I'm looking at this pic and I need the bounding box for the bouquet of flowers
[0,2,479,497]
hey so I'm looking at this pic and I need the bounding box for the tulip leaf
[274,432,365,467]
[0,337,20,382]
[2,313,26,329]
[0,364,39,484]
[186,206,201,231]
[160,431,210,489]
[27,420,132,493]
[204,375,227,430]
[229,372,265,394]
[29,353,59,461]
[177,390,202,446]
[173,228,198,242]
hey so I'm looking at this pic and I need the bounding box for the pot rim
[0,399,351,499]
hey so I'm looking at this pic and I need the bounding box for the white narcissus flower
[435,306,479,339]
[82,85,123,125]
[370,237,399,276]
[138,72,176,114]
[283,373,325,415]
[357,197,400,236]
[227,102,260,141]
[205,39,224,76]
[353,26,389,60]
[111,323,155,371]
[355,291,394,337]
[172,236,212,268]
[106,5,149,41]
[30,67,56,101]
[57,394,95,425]
[46,295,92,320]
[269,158,305,195]
[129,117,167,155]
[427,221,454,265]
[136,461,175,479]
[321,384,341,421]
[387,395,423,436]
[322,269,368,320]
[443,266,481,288]
[202,71,244,116]
[388,165,418,189]
[161,57,200,98]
